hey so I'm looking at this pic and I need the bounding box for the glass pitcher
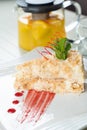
[16,0,81,51]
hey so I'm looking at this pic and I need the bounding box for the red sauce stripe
[30,92,55,122]
[20,90,55,123]
[20,90,40,123]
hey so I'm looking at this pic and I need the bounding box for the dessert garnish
[51,38,71,60]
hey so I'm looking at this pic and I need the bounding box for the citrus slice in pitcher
[32,20,50,40]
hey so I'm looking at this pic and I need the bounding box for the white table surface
[0,1,87,130]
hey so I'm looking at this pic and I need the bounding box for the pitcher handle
[63,0,82,32]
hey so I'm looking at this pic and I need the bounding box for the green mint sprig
[51,38,71,60]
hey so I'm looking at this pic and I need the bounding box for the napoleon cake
[14,38,84,93]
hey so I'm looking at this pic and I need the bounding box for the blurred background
[66,0,87,16]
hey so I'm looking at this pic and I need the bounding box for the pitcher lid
[16,0,64,13]
[25,0,64,5]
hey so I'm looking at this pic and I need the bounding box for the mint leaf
[58,38,66,52]
[51,38,71,60]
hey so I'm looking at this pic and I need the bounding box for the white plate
[0,47,87,130]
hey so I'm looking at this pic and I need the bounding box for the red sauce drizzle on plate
[7,91,24,114]
[20,89,55,123]
[15,92,23,97]
[12,100,19,104]
[7,108,16,113]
